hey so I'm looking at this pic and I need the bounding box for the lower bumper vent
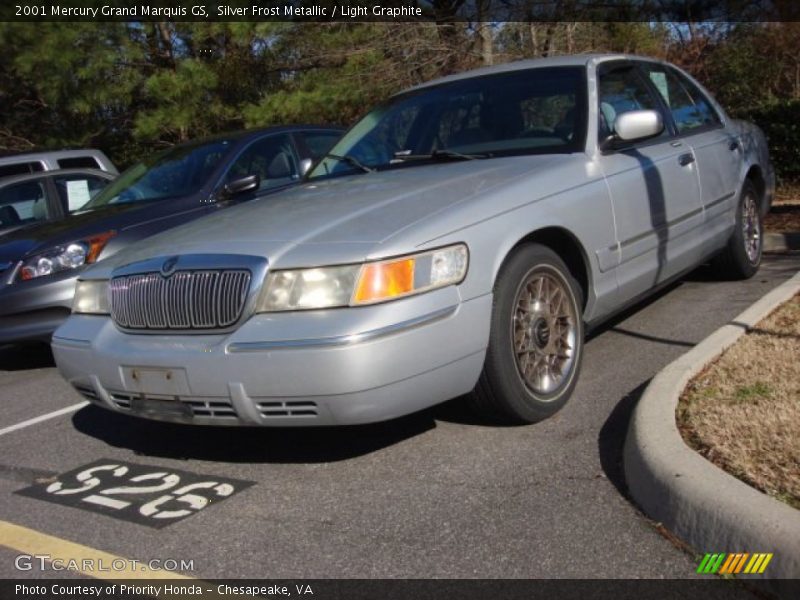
[108,391,237,420]
[74,385,99,402]
[256,400,318,418]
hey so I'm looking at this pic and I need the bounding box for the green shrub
[738,101,800,183]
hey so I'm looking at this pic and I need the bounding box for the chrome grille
[110,270,251,330]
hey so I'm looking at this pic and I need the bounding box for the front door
[597,61,703,304]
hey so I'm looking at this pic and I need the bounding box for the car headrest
[31,197,48,220]
[267,153,293,179]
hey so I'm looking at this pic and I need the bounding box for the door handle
[678,153,695,166]
[729,140,740,151]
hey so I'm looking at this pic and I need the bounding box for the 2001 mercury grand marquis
[52,54,774,426]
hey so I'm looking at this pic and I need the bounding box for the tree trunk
[479,23,493,66]
[529,22,538,56]
[566,22,576,54]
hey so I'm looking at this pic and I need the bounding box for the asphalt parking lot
[0,254,798,581]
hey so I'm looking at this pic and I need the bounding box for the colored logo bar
[697,553,773,574]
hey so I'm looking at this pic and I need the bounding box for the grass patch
[677,293,800,511]
[733,382,772,402]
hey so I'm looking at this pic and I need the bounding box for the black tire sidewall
[730,181,763,277]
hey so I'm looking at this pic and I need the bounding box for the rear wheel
[471,244,584,424]
[712,181,763,280]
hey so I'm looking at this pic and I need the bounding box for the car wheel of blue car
[472,243,584,424]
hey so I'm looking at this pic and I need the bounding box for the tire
[711,181,763,280]
[471,244,584,424]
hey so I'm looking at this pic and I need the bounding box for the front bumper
[0,273,78,343]
[52,287,492,426]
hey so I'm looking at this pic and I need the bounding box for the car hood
[84,156,564,278]
[0,198,191,264]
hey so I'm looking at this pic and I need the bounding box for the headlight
[17,231,116,282]
[257,244,468,312]
[258,265,362,311]
[72,279,110,314]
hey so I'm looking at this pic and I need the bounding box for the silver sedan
[52,54,774,426]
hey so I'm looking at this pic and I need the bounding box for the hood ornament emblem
[160,256,179,277]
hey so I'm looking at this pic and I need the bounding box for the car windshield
[81,139,234,209]
[309,66,586,179]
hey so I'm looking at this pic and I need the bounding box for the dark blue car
[0,125,343,344]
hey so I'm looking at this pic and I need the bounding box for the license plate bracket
[130,397,192,419]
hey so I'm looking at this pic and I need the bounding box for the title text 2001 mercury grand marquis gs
[52,54,774,426]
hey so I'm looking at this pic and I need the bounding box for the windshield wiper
[393,149,489,162]
[322,153,374,173]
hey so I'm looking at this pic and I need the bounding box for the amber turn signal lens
[353,258,415,304]
[86,231,116,263]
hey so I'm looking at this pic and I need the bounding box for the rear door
[597,60,703,302]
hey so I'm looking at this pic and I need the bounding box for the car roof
[0,168,115,188]
[0,149,110,165]
[402,53,667,93]
[186,125,345,148]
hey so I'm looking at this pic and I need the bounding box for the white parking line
[0,402,88,437]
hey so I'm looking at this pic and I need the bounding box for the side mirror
[299,158,313,177]
[222,174,260,197]
[614,110,663,142]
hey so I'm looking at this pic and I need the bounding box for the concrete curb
[624,269,800,597]
[764,231,800,253]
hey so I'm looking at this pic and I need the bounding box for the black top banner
[3,0,800,23]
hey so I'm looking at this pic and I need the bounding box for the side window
[668,67,722,129]
[597,65,664,140]
[0,181,48,226]
[643,65,721,133]
[0,162,44,179]
[53,174,110,212]
[58,156,102,170]
[299,132,342,160]
[226,134,298,192]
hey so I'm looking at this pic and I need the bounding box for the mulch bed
[765,204,800,233]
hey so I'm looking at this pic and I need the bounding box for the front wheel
[711,181,763,280]
[471,244,584,424]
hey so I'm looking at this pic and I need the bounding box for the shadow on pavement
[598,379,651,499]
[429,394,520,427]
[0,342,54,371]
[71,404,436,464]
